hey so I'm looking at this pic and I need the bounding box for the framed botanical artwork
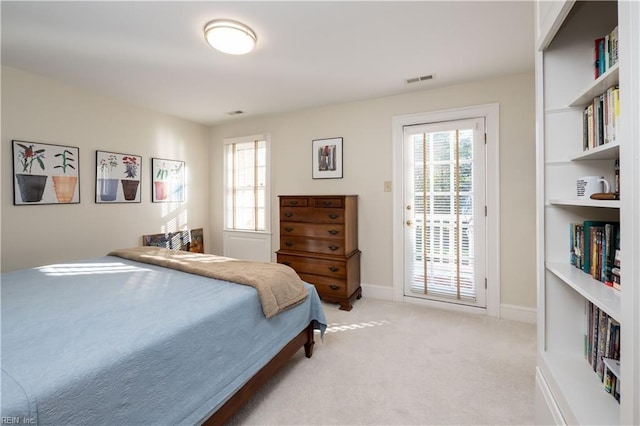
[12,140,80,205]
[152,158,185,202]
[95,151,142,203]
[312,137,343,179]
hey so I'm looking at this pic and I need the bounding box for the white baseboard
[361,283,394,301]
[501,303,537,324]
[535,367,565,425]
[362,284,537,325]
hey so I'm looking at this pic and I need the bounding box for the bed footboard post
[304,322,315,358]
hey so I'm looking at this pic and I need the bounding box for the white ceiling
[1,1,534,125]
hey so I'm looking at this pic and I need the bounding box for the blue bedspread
[1,256,326,425]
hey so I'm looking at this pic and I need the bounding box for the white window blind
[224,136,268,232]
[409,129,476,301]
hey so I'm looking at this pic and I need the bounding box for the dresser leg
[338,301,353,311]
[337,287,362,311]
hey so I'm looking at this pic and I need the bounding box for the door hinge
[485,206,487,216]
[484,133,487,144]
[485,278,487,289]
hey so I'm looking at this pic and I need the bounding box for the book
[570,223,584,267]
[583,106,590,151]
[608,85,619,145]
[596,310,608,380]
[604,34,610,71]
[590,303,599,369]
[599,38,606,76]
[584,300,590,360]
[614,158,620,195]
[604,369,614,393]
[610,26,619,67]
[603,223,618,286]
[582,221,610,275]
[595,37,605,78]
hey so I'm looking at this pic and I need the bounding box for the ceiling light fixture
[204,19,257,55]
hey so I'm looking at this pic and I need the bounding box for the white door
[403,118,487,307]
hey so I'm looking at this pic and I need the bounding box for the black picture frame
[12,140,80,205]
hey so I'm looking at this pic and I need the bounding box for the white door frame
[392,103,500,317]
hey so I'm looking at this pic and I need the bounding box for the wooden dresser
[276,195,361,311]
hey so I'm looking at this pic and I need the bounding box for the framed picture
[95,151,142,203]
[12,140,80,205]
[312,137,343,179]
[152,158,185,202]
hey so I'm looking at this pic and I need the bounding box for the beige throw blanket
[108,247,308,318]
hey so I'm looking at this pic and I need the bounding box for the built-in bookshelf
[535,1,639,425]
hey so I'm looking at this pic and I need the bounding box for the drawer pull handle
[284,227,294,232]
[285,241,294,247]
[329,285,340,291]
[328,214,339,219]
[281,261,292,266]
[323,201,332,206]
[328,266,340,272]
[290,200,298,206]
[328,229,339,235]
[328,245,339,251]
[284,212,293,218]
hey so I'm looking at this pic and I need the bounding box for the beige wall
[1,67,210,271]
[210,72,536,309]
[1,66,536,310]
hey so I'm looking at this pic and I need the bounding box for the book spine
[595,37,605,78]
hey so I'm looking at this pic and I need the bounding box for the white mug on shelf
[577,176,611,198]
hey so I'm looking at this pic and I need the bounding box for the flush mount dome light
[204,19,257,55]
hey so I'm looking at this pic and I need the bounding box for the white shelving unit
[535,1,640,425]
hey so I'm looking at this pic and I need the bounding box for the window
[224,134,270,232]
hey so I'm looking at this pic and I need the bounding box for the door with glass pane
[403,118,486,307]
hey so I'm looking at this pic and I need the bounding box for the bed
[1,247,327,425]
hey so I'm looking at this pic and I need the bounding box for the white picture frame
[312,137,343,179]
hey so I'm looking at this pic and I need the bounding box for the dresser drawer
[280,197,308,207]
[299,273,348,297]
[280,222,344,239]
[312,197,343,208]
[280,207,344,223]
[277,254,346,278]
[280,236,345,255]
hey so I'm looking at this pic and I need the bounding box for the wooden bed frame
[203,322,316,425]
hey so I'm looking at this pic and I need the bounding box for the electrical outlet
[384,181,392,192]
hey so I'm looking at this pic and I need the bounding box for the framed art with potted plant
[152,158,185,202]
[12,140,80,205]
[95,150,142,203]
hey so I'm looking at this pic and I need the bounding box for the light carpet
[227,297,537,425]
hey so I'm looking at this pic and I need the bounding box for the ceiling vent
[406,74,434,84]
[226,110,245,116]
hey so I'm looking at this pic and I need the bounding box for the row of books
[584,301,621,402]
[570,221,620,290]
[582,85,619,151]
[594,26,618,79]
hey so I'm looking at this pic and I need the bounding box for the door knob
[406,220,413,226]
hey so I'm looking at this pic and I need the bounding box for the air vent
[405,74,434,84]
[226,110,245,116]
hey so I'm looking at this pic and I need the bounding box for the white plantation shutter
[407,123,479,302]
[225,138,267,231]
